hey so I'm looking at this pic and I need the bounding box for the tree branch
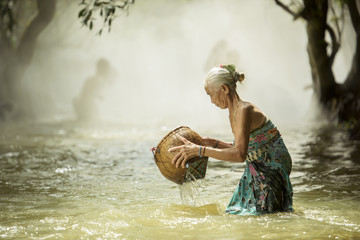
[329,0,343,44]
[78,0,135,35]
[274,0,303,20]
[347,0,360,32]
[326,24,339,66]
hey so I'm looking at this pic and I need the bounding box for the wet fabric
[225,119,294,215]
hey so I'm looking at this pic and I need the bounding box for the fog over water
[19,0,353,130]
[2,1,360,239]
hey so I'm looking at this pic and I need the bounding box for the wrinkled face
[204,82,228,109]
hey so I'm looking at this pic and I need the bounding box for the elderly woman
[169,64,293,215]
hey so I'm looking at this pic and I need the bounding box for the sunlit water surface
[0,122,359,239]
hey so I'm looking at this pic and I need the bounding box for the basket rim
[156,126,191,149]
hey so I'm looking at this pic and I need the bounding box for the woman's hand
[168,135,200,168]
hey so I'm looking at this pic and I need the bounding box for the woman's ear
[221,84,230,95]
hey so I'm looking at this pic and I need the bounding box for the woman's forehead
[204,84,217,94]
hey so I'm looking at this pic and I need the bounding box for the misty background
[2,2,360,239]
[17,0,355,130]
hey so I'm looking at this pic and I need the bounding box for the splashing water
[178,171,207,205]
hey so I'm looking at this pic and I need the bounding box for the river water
[0,122,359,239]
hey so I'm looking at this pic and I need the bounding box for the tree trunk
[343,0,360,96]
[1,0,56,119]
[275,0,360,139]
[17,0,56,66]
[304,0,339,107]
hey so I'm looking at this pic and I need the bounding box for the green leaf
[78,8,86,18]
[84,10,92,24]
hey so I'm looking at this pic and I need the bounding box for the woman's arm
[201,136,233,149]
[168,137,245,168]
[168,106,252,168]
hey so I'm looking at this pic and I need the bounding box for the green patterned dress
[225,119,293,215]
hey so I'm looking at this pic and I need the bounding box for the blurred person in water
[73,58,114,122]
[169,64,293,215]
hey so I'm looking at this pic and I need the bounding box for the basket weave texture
[153,126,208,184]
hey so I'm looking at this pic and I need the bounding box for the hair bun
[233,71,245,83]
[238,72,245,82]
[220,64,245,83]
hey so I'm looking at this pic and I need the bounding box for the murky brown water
[0,122,359,239]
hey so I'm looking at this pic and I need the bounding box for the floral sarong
[225,119,293,215]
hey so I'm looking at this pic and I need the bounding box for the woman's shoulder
[241,102,265,115]
[238,102,267,129]
[238,101,255,114]
[233,103,254,126]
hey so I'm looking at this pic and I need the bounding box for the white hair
[205,67,234,87]
[204,66,245,99]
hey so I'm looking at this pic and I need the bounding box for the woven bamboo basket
[151,126,208,184]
